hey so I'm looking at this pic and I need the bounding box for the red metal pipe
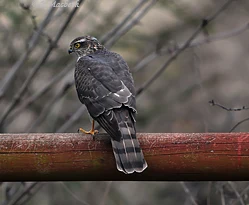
[0,133,248,181]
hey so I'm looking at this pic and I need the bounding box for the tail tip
[117,162,148,174]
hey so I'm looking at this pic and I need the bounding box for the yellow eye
[74,43,80,49]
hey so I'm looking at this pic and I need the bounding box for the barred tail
[111,111,147,174]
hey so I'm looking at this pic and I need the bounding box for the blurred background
[1,0,249,204]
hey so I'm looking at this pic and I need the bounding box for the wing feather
[75,55,133,118]
[74,49,147,174]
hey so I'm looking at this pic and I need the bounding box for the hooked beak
[68,48,73,54]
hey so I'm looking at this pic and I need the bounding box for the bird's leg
[78,120,98,136]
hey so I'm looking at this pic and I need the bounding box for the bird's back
[70,36,147,174]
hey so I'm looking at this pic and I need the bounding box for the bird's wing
[75,55,147,173]
[75,55,133,118]
[93,51,136,110]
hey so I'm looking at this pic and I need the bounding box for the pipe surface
[0,133,248,181]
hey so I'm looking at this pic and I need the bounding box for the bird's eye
[74,43,81,49]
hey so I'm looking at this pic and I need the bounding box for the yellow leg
[78,120,98,135]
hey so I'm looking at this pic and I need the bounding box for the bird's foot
[78,120,98,140]
[78,128,99,136]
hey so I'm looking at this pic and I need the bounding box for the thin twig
[133,22,249,72]
[5,182,38,205]
[100,182,112,205]
[207,182,212,205]
[220,187,226,205]
[60,182,91,205]
[211,98,249,132]
[227,182,245,205]
[136,0,236,95]
[229,117,249,132]
[231,184,249,205]
[17,183,44,205]
[21,2,61,45]
[20,2,53,45]
[0,2,58,99]
[193,49,209,132]
[180,182,199,205]
[100,0,149,44]
[1,183,25,205]
[209,100,249,111]
[56,106,87,132]
[190,22,249,48]
[6,62,73,125]
[105,0,157,49]
[0,0,85,129]
[27,80,74,132]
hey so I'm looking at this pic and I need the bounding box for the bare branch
[0,0,85,129]
[207,182,212,205]
[190,22,249,48]
[20,2,56,45]
[6,62,73,125]
[27,80,74,132]
[0,2,58,99]
[220,187,226,205]
[56,106,86,133]
[5,183,38,205]
[17,183,44,205]
[180,182,199,205]
[100,0,149,44]
[227,182,245,205]
[104,0,157,49]
[1,183,25,205]
[209,100,249,111]
[136,0,236,96]
[60,182,91,205]
[231,184,249,205]
[133,22,249,72]
[229,117,249,132]
[100,182,112,205]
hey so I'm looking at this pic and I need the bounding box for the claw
[78,120,98,138]
[78,128,98,135]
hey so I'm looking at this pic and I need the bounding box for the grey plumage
[69,36,147,174]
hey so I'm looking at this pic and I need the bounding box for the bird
[68,36,147,174]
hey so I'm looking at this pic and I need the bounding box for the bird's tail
[111,110,147,174]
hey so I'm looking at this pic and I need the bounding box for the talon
[78,120,98,136]
[78,128,98,135]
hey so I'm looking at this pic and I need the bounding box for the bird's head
[68,36,104,57]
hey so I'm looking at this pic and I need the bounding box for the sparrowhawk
[68,36,147,174]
